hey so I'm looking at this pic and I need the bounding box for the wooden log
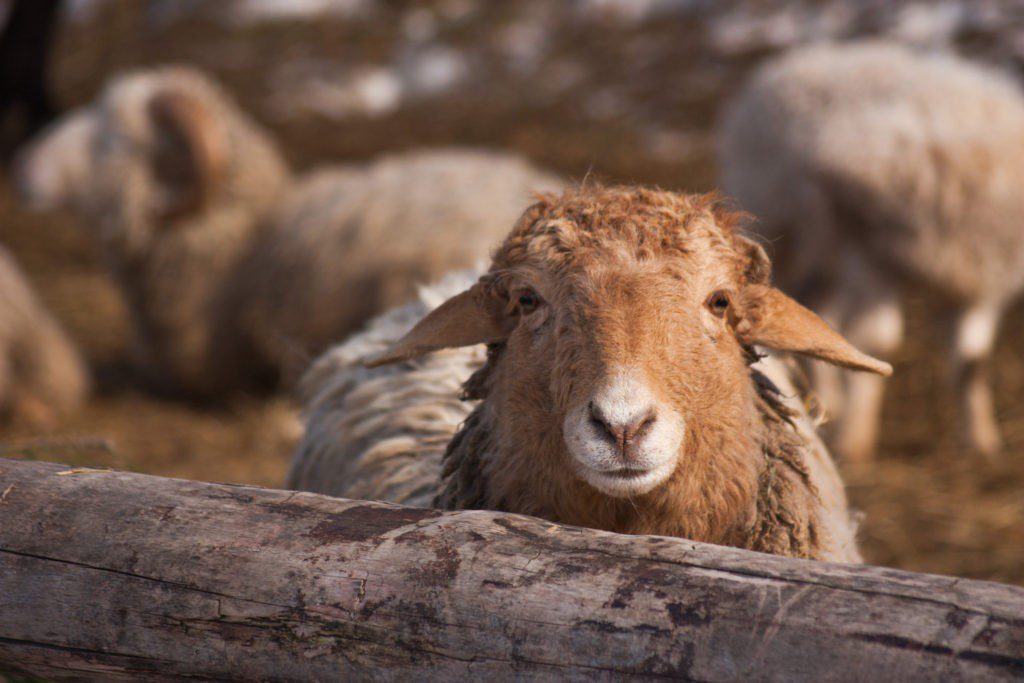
[0,457,1022,681]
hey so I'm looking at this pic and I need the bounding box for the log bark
[0,458,1022,681]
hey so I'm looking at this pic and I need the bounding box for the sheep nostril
[626,410,657,443]
[588,402,657,458]
[589,402,620,444]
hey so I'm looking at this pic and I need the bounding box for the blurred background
[0,0,1022,584]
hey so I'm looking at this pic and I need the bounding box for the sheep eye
[517,290,541,314]
[707,291,730,317]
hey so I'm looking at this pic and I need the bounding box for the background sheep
[718,41,1024,461]
[15,66,290,397]
[0,243,88,425]
[15,66,563,397]
[224,149,564,385]
[291,186,893,562]
[720,41,1024,458]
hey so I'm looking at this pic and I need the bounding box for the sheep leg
[803,251,901,462]
[828,263,903,463]
[807,295,848,422]
[835,298,903,462]
[950,303,1003,458]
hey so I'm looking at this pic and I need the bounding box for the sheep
[290,186,894,562]
[718,41,1024,460]
[14,66,563,397]
[290,268,485,508]
[0,243,89,425]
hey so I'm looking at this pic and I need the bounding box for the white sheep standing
[0,244,89,425]
[15,66,563,397]
[718,41,1024,460]
[290,186,891,562]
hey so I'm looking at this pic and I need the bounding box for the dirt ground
[1,3,1022,586]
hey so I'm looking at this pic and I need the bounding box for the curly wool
[287,270,485,507]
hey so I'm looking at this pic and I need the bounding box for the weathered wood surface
[0,458,1022,681]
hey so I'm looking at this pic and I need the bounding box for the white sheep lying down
[719,41,1024,460]
[291,186,887,562]
[15,66,563,398]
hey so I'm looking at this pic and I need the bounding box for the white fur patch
[562,369,685,498]
[956,305,1000,360]
[859,300,904,353]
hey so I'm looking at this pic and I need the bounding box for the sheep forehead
[493,186,743,285]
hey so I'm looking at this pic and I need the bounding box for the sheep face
[16,70,212,233]
[14,67,288,257]
[371,187,891,503]
[551,264,731,497]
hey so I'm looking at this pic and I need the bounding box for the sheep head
[370,187,890,506]
[14,67,288,254]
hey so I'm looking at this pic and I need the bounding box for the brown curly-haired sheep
[291,186,891,561]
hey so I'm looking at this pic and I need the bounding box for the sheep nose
[589,401,658,461]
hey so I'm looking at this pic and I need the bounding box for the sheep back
[232,149,563,384]
[720,41,1024,304]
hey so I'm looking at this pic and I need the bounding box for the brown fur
[441,360,828,557]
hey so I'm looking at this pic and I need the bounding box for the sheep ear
[366,283,511,368]
[732,285,893,376]
[147,89,226,220]
[734,234,772,285]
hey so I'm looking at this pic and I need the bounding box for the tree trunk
[0,0,63,160]
[0,457,1022,681]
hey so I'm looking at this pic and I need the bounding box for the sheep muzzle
[562,369,685,498]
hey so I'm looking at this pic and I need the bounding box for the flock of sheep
[5,40,1024,562]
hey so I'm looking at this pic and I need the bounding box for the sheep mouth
[579,462,674,498]
[602,467,651,479]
